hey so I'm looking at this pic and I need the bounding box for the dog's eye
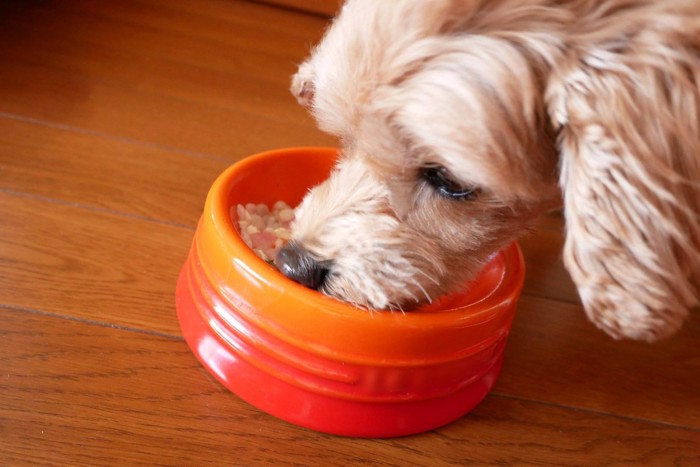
[420,166,477,200]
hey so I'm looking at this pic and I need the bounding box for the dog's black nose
[275,242,330,290]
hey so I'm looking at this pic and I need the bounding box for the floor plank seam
[0,111,230,163]
[3,41,307,131]
[520,290,581,306]
[0,187,197,232]
[4,302,698,432]
[1,9,309,86]
[0,304,183,341]
[490,391,700,433]
[242,0,332,19]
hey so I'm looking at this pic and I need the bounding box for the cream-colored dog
[276,0,700,342]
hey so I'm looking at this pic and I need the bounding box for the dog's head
[283,0,562,310]
[281,0,700,339]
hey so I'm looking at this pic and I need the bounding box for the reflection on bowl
[176,147,525,437]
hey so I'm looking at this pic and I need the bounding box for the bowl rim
[206,146,525,328]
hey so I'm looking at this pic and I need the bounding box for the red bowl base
[176,266,504,438]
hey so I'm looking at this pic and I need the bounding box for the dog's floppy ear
[291,61,315,107]
[546,39,700,341]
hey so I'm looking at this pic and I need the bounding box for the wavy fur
[290,0,700,341]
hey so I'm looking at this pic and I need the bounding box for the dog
[275,0,700,342]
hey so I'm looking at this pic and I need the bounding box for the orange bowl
[176,147,525,437]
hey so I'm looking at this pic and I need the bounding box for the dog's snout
[275,242,330,290]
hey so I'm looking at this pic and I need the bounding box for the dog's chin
[308,245,441,311]
[319,267,437,312]
[320,277,439,312]
[315,250,488,312]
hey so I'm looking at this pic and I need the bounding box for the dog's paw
[291,62,315,107]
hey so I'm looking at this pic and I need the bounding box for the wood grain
[1,0,698,464]
[0,192,189,335]
[500,295,700,428]
[0,177,577,335]
[0,59,333,158]
[255,0,340,17]
[0,7,312,122]
[0,120,578,305]
[518,227,579,303]
[0,118,228,227]
[3,309,697,466]
[0,0,335,158]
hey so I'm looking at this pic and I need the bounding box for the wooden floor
[1,0,698,465]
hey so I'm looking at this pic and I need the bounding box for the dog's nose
[275,242,330,290]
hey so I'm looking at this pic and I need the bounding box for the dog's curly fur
[288,0,700,341]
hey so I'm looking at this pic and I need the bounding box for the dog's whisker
[411,279,433,304]
[411,267,440,287]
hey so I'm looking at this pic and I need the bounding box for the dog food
[234,201,294,262]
